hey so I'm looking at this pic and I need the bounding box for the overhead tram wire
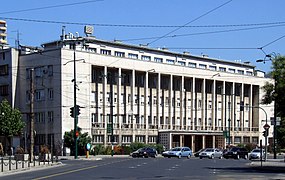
[121,24,285,42]
[2,16,285,28]
[146,0,233,46]
[0,0,104,15]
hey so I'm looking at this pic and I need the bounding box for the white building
[1,30,274,154]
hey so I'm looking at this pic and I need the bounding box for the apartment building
[1,30,274,153]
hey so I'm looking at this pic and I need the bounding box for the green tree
[63,127,91,155]
[0,99,25,149]
[261,55,285,148]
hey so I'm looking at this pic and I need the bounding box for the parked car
[194,148,205,157]
[162,147,192,159]
[223,147,249,159]
[131,147,157,158]
[199,148,223,159]
[249,149,265,160]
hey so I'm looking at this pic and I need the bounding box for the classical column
[103,66,108,145]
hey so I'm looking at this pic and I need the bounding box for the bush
[40,145,50,154]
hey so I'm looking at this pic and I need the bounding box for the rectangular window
[237,70,244,75]
[246,71,253,76]
[188,62,196,68]
[47,65,53,76]
[93,135,104,143]
[177,61,186,66]
[228,68,235,73]
[0,64,8,76]
[141,55,151,61]
[219,67,226,72]
[166,59,174,64]
[35,89,45,101]
[115,51,125,57]
[100,49,111,55]
[34,66,45,77]
[48,88,53,100]
[128,53,138,59]
[35,112,45,123]
[122,135,132,143]
[48,111,53,122]
[209,65,216,71]
[199,64,207,69]
[0,85,8,96]
[154,57,162,63]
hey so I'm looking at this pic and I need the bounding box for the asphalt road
[1,157,285,180]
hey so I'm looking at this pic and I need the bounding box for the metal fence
[0,154,59,173]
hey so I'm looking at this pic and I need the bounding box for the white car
[199,148,223,159]
[249,149,265,160]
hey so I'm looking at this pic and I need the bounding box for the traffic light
[262,130,268,137]
[240,101,244,111]
[70,107,75,118]
[75,105,81,116]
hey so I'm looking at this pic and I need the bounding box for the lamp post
[252,106,268,161]
[256,53,278,159]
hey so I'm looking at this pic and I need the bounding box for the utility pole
[73,42,78,159]
[29,69,34,162]
[110,72,114,156]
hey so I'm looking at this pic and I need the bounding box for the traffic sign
[263,123,270,130]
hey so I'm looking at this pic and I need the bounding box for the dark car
[223,147,248,159]
[194,148,205,157]
[131,147,157,158]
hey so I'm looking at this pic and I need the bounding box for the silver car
[199,148,223,159]
[249,149,265,160]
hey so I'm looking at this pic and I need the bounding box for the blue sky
[2,0,285,73]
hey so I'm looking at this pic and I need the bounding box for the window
[48,88,53,100]
[237,70,244,75]
[122,135,132,143]
[135,135,145,143]
[128,53,138,59]
[48,111,53,122]
[141,55,151,61]
[0,64,8,76]
[91,91,96,103]
[208,100,212,109]
[0,85,8,96]
[219,67,226,72]
[47,65,53,76]
[100,49,111,55]
[188,62,196,68]
[34,66,45,77]
[148,136,157,143]
[228,68,235,73]
[199,64,207,69]
[166,59,174,64]
[35,89,45,101]
[154,57,162,63]
[35,112,45,123]
[93,135,104,143]
[177,61,186,66]
[246,71,253,76]
[115,51,125,57]
[209,65,216,71]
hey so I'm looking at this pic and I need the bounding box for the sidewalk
[248,158,285,172]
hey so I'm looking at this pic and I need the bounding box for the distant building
[1,27,273,154]
[0,20,8,48]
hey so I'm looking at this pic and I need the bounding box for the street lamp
[256,53,278,159]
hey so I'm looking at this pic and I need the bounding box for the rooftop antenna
[61,26,66,40]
